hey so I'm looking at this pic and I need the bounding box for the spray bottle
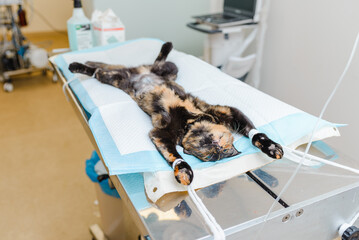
[67,0,93,51]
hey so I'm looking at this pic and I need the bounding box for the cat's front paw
[69,62,96,76]
[68,62,84,73]
[252,133,284,159]
[173,160,193,185]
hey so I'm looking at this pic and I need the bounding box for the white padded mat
[51,38,341,202]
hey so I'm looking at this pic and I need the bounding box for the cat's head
[182,121,240,161]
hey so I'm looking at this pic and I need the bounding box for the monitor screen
[224,0,256,16]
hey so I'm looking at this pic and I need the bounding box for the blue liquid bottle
[67,0,93,51]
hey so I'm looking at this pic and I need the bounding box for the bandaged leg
[207,104,284,159]
[249,129,283,159]
[149,128,194,185]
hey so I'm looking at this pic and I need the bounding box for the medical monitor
[224,0,257,17]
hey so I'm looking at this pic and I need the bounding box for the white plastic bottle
[67,0,94,51]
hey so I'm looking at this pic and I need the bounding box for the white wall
[255,0,359,159]
[83,0,210,56]
[20,0,209,56]
[18,0,210,56]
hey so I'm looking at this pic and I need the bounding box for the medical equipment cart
[52,60,359,240]
[187,0,269,88]
[0,0,56,92]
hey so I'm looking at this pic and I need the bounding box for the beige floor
[0,33,101,240]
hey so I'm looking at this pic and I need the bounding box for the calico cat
[68,42,283,186]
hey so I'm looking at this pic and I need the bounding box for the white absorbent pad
[51,38,341,202]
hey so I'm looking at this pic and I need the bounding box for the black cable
[246,171,290,208]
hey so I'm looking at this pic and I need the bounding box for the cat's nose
[212,141,224,150]
[212,140,220,145]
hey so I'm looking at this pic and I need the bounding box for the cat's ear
[183,149,191,155]
[230,146,241,157]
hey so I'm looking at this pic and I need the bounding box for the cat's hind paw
[266,143,283,159]
[173,160,193,185]
[252,133,284,159]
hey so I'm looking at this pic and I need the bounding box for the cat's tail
[68,62,97,76]
[151,42,178,79]
[153,42,173,65]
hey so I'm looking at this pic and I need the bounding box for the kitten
[68,42,283,186]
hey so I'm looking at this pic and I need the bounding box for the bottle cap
[74,0,82,8]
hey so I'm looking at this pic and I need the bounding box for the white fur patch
[268,144,276,150]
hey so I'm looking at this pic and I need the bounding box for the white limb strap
[62,76,78,101]
[248,129,260,142]
[283,147,323,167]
[188,185,226,240]
[172,158,185,169]
[283,146,359,175]
[64,70,97,101]
[173,158,225,239]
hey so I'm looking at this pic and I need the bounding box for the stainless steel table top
[116,144,359,239]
